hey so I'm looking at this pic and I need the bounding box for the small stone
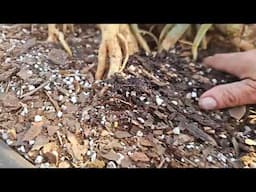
[44,84,51,91]
[28,85,35,91]
[194,158,200,163]
[29,140,35,145]
[191,91,197,98]
[212,79,217,84]
[2,133,8,140]
[70,96,77,104]
[156,95,164,106]
[57,111,63,118]
[140,96,146,101]
[35,155,44,164]
[171,100,178,105]
[131,91,136,96]
[91,151,97,162]
[185,93,192,99]
[18,146,26,153]
[34,115,42,122]
[40,163,50,168]
[207,155,213,162]
[173,127,180,135]
[107,161,116,168]
[136,130,143,137]
[137,117,145,124]
[219,133,227,139]
[6,139,13,145]
[188,82,192,86]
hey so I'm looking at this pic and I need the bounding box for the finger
[199,79,256,110]
[203,50,256,80]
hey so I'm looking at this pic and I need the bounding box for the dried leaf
[0,92,21,111]
[31,135,50,151]
[120,155,133,168]
[101,150,120,162]
[114,131,132,139]
[67,131,88,161]
[58,161,71,168]
[130,152,150,162]
[84,160,105,168]
[48,48,68,65]
[0,67,19,81]
[22,122,43,141]
[13,38,37,56]
[245,138,256,146]
[47,125,59,137]
[181,122,217,146]
[139,138,154,147]
[229,106,246,120]
[42,142,59,165]
[16,69,33,80]
[7,128,16,140]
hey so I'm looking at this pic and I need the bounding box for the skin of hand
[198,49,256,110]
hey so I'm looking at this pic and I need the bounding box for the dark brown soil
[0,24,255,168]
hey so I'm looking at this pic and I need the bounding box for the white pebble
[217,153,227,163]
[90,151,97,162]
[2,133,8,140]
[188,82,193,86]
[44,84,51,91]
[57,111,63,118]
[40,163,50,168]
[137,117,145,124]
[6,139,13,145]
[84,81,91,88]
[61,105,67,111]
[212,79,217,84]
[207,155,213,162]
[74,76,80,81]
[70,96,77,104]
[131,91,136,96]
[87,151,92,156]
[219,133,227,139]
[136,130,143,137]
[173,127,180,135]
[140,96,146,101]
[18,146,26,153]
[58,95,64,101]
[191,91,197,98]
[34,64,39,69]
[125,91,130,97]
[34,115,42,122]
[116,153,124,165]
[29,140,35,145]
[171,100,178,105]
[156,95,164,106]
[194,158,200,163]
[185,93,192,99]
[107,161,116,168]
[28,85,35,91]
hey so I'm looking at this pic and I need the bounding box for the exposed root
[139,29,160,48]
[130,24,151,53]
[96,24,139,80]
[47,24,73,56]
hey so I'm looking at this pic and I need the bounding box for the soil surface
[0,24,256,168]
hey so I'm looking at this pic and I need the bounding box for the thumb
[199,79,256,110]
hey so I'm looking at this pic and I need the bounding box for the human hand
[199,50,256,110]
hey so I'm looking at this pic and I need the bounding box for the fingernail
[199,97,217,110]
